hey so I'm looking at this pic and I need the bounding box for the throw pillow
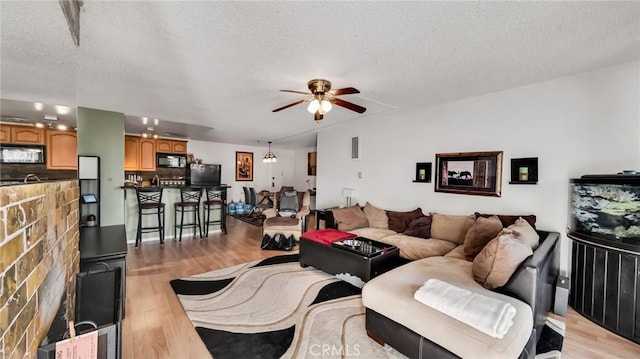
[363,203,388,229]
[332,205,369,231]
[472,232,533,289]
[387,208,424,233]
[475,212,536,229]
[504,217,540,250]
[403,215,432,239]
[463,215,503,259]
[430,213,476,244]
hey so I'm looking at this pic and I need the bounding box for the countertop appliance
[187,163,221,186]
[156,153,186,168]
[0,144,45,164]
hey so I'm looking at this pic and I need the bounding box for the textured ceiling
[1,1,639,149]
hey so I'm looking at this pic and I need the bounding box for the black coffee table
[299,236,401,283]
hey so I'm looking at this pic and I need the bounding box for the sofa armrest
[498,230,559,340]
[263,208,277,218]
[296,205,310,219]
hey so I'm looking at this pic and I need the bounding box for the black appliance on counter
[0,144,45,164]
[156,153,187,168]
[186,163,221,186]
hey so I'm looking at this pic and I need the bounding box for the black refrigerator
[187,163,221,186]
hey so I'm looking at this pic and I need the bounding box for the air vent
[351,136,359,160]
[0,117,29,123]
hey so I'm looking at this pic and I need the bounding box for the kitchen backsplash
[1,164,77,181]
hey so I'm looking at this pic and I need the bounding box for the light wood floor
[122,215,640,359]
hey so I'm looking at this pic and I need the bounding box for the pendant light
[263,141,278,163]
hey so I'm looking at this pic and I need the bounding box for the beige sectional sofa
[328,204,560,359]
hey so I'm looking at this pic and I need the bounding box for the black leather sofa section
[364,230,560,359]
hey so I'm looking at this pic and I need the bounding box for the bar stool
[174,187,203,241]
[203,186,227,235]
[135,187,165,247]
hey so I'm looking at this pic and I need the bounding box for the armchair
[262,190,311,240]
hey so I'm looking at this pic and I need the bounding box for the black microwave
[157,153,187,168]
[0,144,45,164]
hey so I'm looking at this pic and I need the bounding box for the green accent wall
[76,107,125,226]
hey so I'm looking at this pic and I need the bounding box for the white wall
[187,140,296,202]
[317,61,640,275]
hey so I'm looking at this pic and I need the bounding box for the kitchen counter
[120,185,230,244]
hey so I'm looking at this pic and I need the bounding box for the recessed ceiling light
[142,117,148,125]
[34,102,44,111]
[34,123,45,128]
[55,105,71,115]
[154,118,159,126]
[56,124,68,130]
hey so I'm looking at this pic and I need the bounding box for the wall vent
[351,136,359,159]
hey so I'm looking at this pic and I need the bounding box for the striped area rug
[170,254,399,359]
[170,254,564,359]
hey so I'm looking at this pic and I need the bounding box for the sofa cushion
[430,213,476,244]
[472,232,533,290]
[403,215,432,239]
[475,212,536,229]
[463,215,504,259]
[348,227,397,242]
[362,256,534,359]
[332,205,369,231]
[444,245,467,261]
[363,203,388,229]
[504,217,540,250]
[387,208,424,233]
[384,234,457,260]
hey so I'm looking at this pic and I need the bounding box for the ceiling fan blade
[330,87,360,96]
[272,99,306,112]
[280,90,311,95]
[314,111,323,121]
[331,98,367,113]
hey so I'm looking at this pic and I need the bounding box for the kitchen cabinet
[0,124,45,144]
[46,130,77,170]
[139,138,156,171]
[172,140,187,153]
[0,125,9,142]
[156,139,187,154]
[156,139,172,153]
[124,136,157,171]
[124,136,140,171]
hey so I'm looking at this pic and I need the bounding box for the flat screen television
[569,174,640,251]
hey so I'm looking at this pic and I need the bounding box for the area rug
[170,254,564,359]
[231,213,265,227]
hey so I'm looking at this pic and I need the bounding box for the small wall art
[413,162,432,183]
[510,157,538,184]
[235,151,253,181]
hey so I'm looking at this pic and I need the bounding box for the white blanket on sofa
[414,278,516,339]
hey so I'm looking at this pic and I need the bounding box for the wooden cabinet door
[11,126,45,144]
[124,136,140,171]
[139,138,156,171]
[46,130,77,170]
[0,125,10,143]
[156,139,172,153]
[172,140,187,153]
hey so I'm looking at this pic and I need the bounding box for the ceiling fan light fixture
[307,99,320,114]
[263,141,278,163]
[321,99,332,113]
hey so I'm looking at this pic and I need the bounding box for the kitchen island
[121,185,229,244]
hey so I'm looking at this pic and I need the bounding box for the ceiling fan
[272,79,366,121]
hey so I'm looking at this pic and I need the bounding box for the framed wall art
[308,151,317,176]
[413,162,432,183]
[235,151,253,181]
[435,151,503,197]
